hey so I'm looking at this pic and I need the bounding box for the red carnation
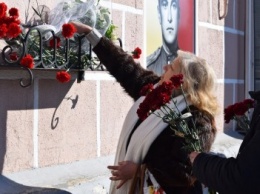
[6,22,21,38]
[243,99,255,108]
[132,47,142,59]
[56,71,71,83]
[4,16,20,25]
[62,23,76,39]
[137,101,150,121]
[159,81,174,94]
[140,83,154,96]
[49,37,61,48]
[0,23,7,38]
[20,54,34,69]
[224,105,235,123]
[9,52,18,61]
[170,74,184,88]
[152,82,173,108]
[9,8,19,18]
[137,81,174,120]
[233,102,248,116]
[158,92,171,105]
[0,3,7,18]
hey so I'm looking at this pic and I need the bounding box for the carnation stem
[180,84,201,151]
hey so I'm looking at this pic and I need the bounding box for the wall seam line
[97,80,101,157]
[33,78,39,168]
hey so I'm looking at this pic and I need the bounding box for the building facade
[0,0,254,186]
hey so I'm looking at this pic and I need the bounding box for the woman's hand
[70,21,92,35]
[107,161,138,189]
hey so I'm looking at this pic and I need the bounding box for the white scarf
[109,95,187,194]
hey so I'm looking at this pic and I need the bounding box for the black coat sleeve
[92,37,160,101]
[192,129,260,194]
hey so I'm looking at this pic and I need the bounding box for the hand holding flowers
[224,98,255,134]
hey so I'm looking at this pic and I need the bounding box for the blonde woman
[72,21,219,194]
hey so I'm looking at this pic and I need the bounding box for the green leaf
[105,23,118,40]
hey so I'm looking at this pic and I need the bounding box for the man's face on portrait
[158,0,179,45]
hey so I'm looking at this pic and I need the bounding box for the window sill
[0,66,97,87]
[0,66,80,80]
[0,66,114,87]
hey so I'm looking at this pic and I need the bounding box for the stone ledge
[1,155,114,194]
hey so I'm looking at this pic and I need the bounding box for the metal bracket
[218,0,229,20]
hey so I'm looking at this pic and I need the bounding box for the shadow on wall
[0,175,72,194]
[0,79,76,174]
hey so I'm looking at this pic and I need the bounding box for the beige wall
[0,0,247,174]
[0,0,137,173]
[196,0,246,132]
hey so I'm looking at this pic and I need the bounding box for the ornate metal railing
[1,26,122,87]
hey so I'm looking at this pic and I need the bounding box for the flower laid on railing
[49,37,61,48]
[4,18,77,83]
[137,74,201,152]
[132,47,142,59]
[61,23,77,38]
[20,54,34,69]
[0,0,118,86]
[224,98,255,134]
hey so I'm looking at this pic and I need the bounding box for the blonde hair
[177,50,220,116]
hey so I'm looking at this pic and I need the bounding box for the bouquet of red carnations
[137,74,201,152]
[224,98,255,134]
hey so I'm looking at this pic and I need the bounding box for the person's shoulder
[146,47,162,67]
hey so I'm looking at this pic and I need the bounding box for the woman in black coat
[71,22,220,194]
[189,91,260,194]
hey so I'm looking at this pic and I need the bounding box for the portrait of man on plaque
[146,0,195,75]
